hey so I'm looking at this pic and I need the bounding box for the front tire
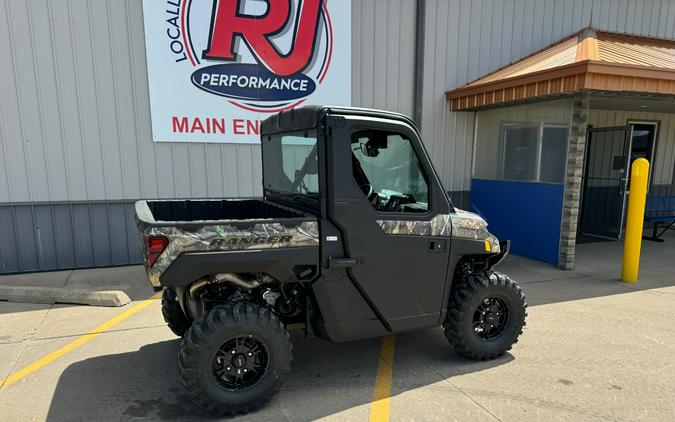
[179,302,293,416]
[444,271,527,360]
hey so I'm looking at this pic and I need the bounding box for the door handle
[428,239,446,253]
[328,256,366,269]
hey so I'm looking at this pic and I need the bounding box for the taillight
[145,236,168,267]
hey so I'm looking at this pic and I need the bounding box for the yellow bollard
[621,158,650,282]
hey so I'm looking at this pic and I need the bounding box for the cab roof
[260,105,418,135]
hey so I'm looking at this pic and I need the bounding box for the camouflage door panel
[376,214,452,236]
[376,209,500,253]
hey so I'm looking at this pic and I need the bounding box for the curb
[0,286,131,307]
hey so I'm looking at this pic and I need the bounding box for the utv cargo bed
[136,198,311,226]
[135,199,320,287]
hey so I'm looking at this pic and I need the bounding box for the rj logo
[203,0,323,77]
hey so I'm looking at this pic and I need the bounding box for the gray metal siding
[0,0,265,203]
[422,0,675,192]
[0,202,141,273]
[351,0,416,115]
[447,190,471,211]
[0,0,413,204]
[0,0,415,273]
[4,0,675,202]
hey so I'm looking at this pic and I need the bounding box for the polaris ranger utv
[135,106,527,416]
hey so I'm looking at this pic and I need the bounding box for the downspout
[412,0,426,125]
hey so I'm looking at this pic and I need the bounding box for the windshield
[262,130,319,196]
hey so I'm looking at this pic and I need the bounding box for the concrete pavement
[0,231,674,421]
[0,265,154,304]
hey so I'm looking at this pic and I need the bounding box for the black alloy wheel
[212,336,270,391]
[472,297,510,340]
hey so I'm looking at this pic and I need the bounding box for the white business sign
[142,0,351,143]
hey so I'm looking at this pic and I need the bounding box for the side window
[352,130,429,213]
[499,124,568,183]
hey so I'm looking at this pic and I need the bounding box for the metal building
[2,0,675,273]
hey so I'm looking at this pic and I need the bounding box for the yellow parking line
[369,335,395,422]
[0,292,162,390]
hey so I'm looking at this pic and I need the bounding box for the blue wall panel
[471,179,564,265]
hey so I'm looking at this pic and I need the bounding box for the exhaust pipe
[188,273,275,299]
[185,273,276,320]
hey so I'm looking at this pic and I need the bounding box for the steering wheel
[384,194,416,212]
[360,183,373,198]
[384,196,400,211]
[359,184,380,205]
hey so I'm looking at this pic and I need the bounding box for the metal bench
[643,195,675,242]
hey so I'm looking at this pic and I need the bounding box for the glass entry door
[579,126,631,240]
[627,122,657,187]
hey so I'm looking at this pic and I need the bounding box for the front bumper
[487,240,510,269]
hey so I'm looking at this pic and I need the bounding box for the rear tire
[444,271,527,360]
[179,302,292,416]
[161,288,190,337]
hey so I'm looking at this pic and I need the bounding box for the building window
[500,123,568,183]
[502,126,539,181]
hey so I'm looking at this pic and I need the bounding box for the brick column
[558,92,590,270]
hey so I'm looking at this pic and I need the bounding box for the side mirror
[360,133,388,157]
[360,142,379,157]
